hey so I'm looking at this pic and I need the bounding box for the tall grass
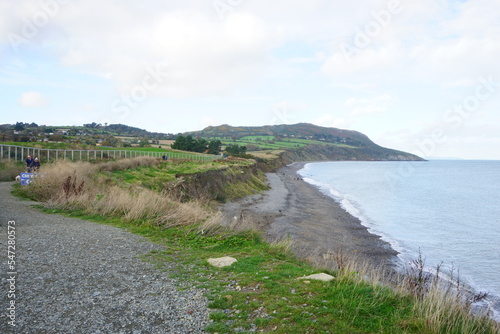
[0,161,25,181]
[18,157,210,227]
[306,247,499,333]
[398,251,499,333]
[411,287,497,334]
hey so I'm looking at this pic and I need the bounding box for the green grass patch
[216,136,359,152]
[0,141,82,149]
[103,159,254,193]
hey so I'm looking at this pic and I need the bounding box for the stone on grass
[297,273,335,282]
[207,256,237,268]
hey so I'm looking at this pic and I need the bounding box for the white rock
[207,256,237,268]
[297,273,335,282]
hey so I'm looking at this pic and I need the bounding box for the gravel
[0,182,210,334]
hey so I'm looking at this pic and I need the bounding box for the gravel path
[0,182,210,334]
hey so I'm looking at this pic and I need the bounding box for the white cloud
[314,114,352,129]
[44,2,278,98]
[342,94,393,116]
[19,91,49,108]
[376,123,500,160]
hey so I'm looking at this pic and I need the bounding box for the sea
[298,160,500,320]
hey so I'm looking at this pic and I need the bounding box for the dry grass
[21,157,210,227]
[0,161,25,182]
[398,252,500,333]
[311,247,500,333]
[197,212,225,235]
[246,150,284,159]
[94,156,159,172]
[268,237,293,253]
[411,286,499,333]
[197,208,262,237]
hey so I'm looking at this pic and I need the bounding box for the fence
[0,145,221,163]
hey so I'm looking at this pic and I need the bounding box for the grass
[213,136,356,150]
[104,158,256,193]
[1,141,215,155]
[13,157,210,225]
[106,160,228,191]
[12,158,500,333]
[1,141,80,149]
[0,160,25,181]
[207,136,357,151]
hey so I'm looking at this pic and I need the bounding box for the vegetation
[10,157,499,333]
[0,160,24,181]
[171,135,222,154]
[0,122,176,148]
[224,144,247,156]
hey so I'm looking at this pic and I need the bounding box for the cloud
[342,94,393,116]
[19,91,49,108]
[320,0,500,88]
[314,114,352,129]
[376,122,500,160]
[46,1,278,98]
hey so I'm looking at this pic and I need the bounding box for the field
[210,136,357,151]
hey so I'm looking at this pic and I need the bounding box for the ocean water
[298,160,500,320]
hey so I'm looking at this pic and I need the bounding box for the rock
[297,273,335,282]
[207,256,237,268]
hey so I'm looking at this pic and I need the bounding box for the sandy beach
[221,162,401,272]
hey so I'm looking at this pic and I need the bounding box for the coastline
[221,161,401,272]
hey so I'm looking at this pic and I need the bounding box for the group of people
[25,155,41,172]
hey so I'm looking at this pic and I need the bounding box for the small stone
[297,273,335,282]
[207,256,237,268]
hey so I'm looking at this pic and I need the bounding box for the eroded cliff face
[167,163,269,202]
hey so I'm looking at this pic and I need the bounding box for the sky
[1,0,500,160]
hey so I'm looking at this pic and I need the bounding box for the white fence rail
[0,145,220,163]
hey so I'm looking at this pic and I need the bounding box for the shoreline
[221,161,500,322]
[221,161,401,272]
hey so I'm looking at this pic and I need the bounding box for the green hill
[187,123,424,161]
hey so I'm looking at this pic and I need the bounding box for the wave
[298,171,406,258]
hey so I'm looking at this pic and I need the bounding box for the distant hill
[1,121,423,161]
[187,123,424,161]
[188,123,371,145]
